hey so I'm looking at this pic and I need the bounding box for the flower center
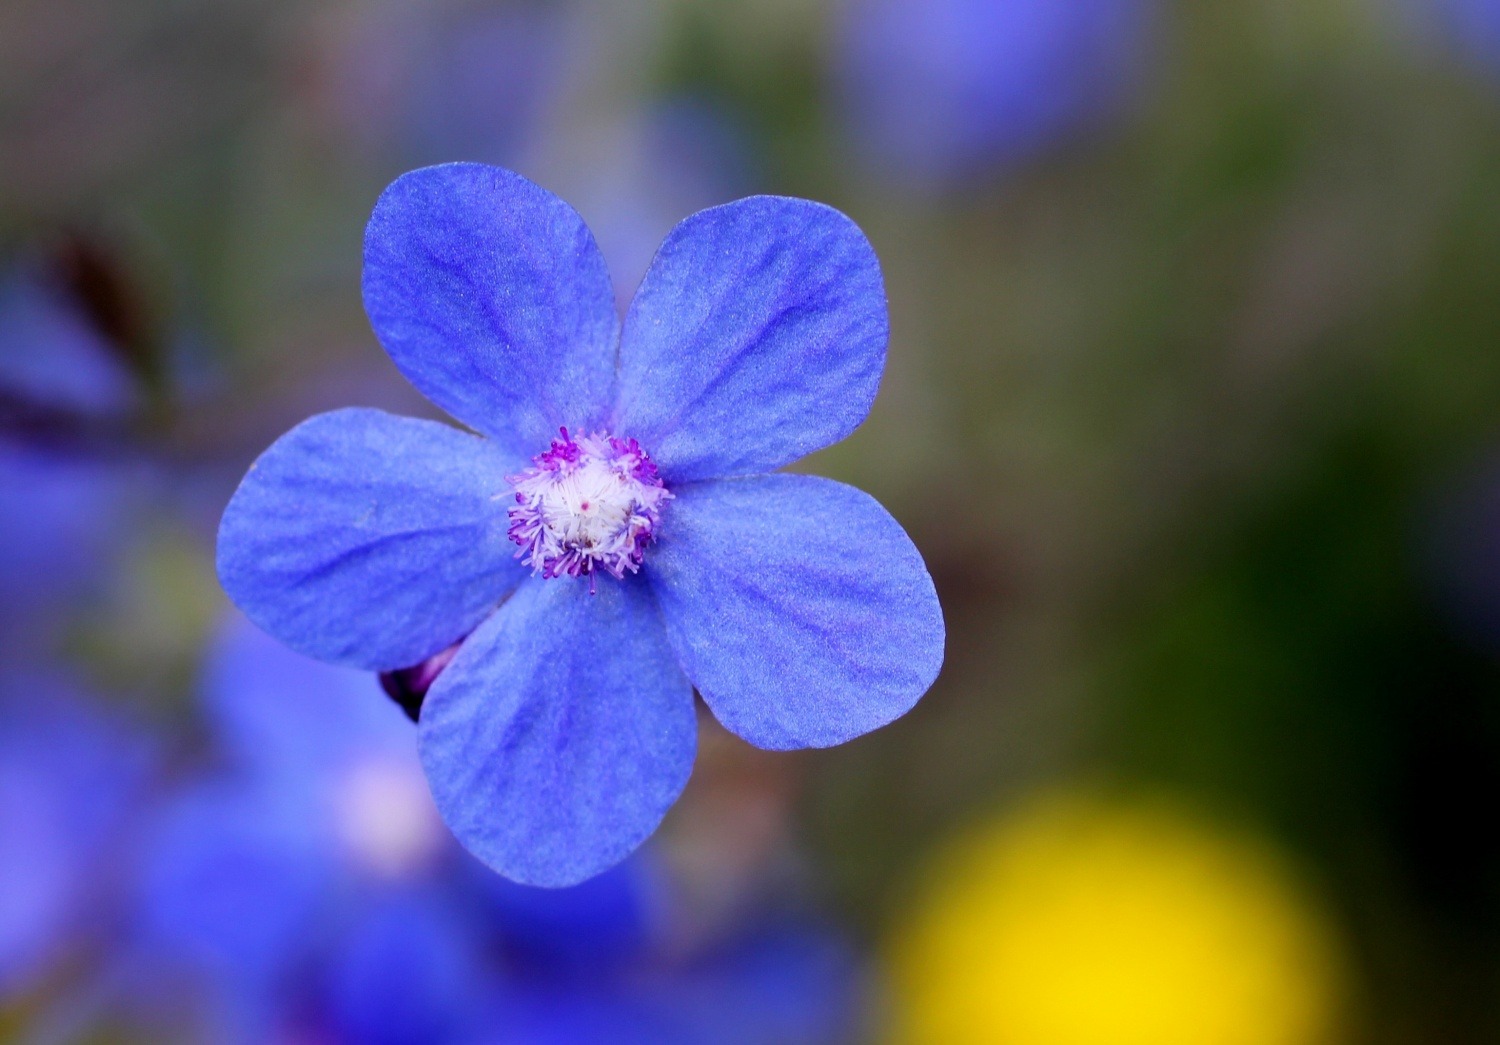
[507,427,670,587]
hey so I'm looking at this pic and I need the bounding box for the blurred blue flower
[0,671,151,1002]
[121,615,861,1043]
[835,0,1154,186]
[478,851,670,974]
[217,162,945,886]
[125,612,492,1042]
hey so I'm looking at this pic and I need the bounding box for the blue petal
[612,196,887,481]
[203,611,418,783]
[133,780,330,984]
[418,577,696,887]
[363,163,619,456]
[647,475,944,749]
[217,407,524,672]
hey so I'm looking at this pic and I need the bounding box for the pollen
[506,427,671,589]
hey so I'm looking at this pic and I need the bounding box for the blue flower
[834,0,1154,186]
[217,162,944,887]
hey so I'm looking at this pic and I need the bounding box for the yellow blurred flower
[886,790,1348,1045]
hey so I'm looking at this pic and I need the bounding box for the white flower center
[507,427,671,586]
[535,454,640,552]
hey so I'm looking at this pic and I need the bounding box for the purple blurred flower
[0,672,151,1001]
[835,0,1154,186]
[217,163,944,887]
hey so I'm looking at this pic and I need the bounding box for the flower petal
[202,611,418,781]
[418,577,696,887]
[134,780,331,981]
[612,196,888,481]
[363,163,619,455]
[217,408,523,672]
[647,475,944,749]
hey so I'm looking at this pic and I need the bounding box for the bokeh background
[5,0,1500,1041]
